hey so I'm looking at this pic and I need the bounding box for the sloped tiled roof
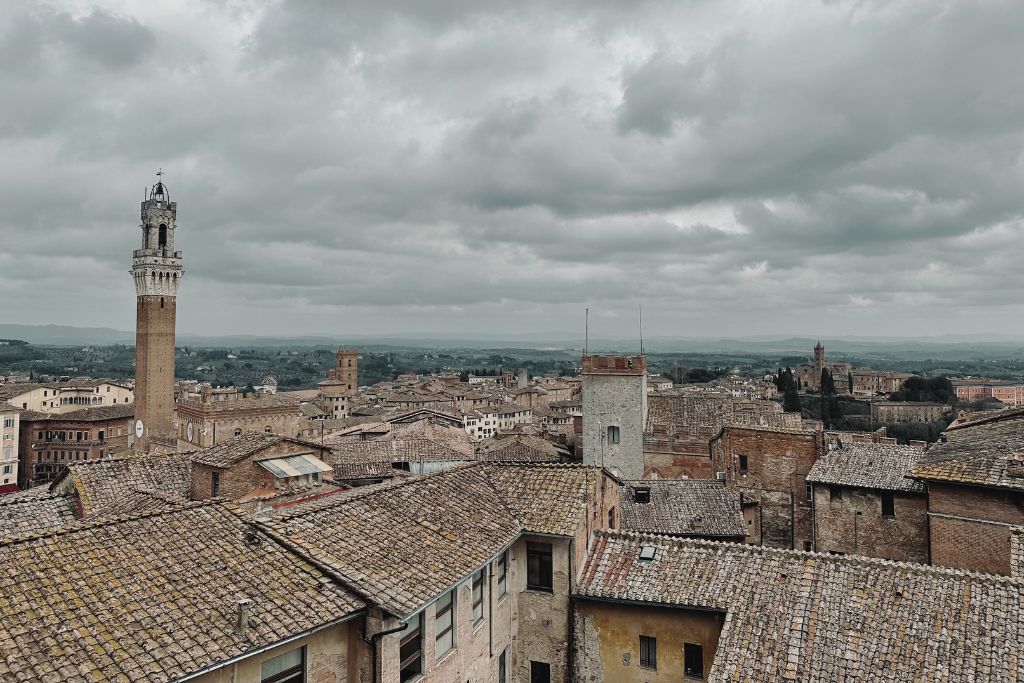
[911,410,1024,490]
[332,460,397,480]
[0,502,363,683]
[619,480,745,537]
[0,491,78,538]
[190,432,326,468]
[329,439,470,465]
[577,531,1024,682]
[808,443,926,493]
[56,453,192,516]
[475,435,567,463]
[261,465,520,618]
[479,463,595,536]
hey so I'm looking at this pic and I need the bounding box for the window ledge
[525,586,554,594]
[435,648,458,666]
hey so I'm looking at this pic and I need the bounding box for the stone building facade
[870,401,950,424]
[581,355,647,479]
[710,426,823,550]
[131,178,182,451]
[807,443,928,562]
[1,405,20,491]
[175,386,306,450]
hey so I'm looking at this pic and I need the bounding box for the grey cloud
[1,0,1023,337]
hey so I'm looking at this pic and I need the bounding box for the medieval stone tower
[131,176,182,451]
[813,340,825,378]
[581,354,647,479]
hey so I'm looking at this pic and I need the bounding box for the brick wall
[812,485,928,562]
[135,295,176,450]
[711,428,821,550]
[926,482,1024,574]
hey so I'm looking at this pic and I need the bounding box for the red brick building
[18,404,134,487]
[911,410,1024,575]
[710,425,824,550]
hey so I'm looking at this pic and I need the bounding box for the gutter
[175,610,364,682]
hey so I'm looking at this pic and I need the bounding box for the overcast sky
[1,0,1022,339]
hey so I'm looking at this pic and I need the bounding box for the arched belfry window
[158,224,168,248]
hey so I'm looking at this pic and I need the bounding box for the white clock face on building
[135,420,144,438]
[187,423,193,442]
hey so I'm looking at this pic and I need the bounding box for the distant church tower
[813,340,825,377]
[131,175,182,451]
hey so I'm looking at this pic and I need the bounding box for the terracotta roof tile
[911,411,1024,490]
[808,443,926,493]
[0,502,364,682]
[577,531,1024,682]
[619,480,746,537]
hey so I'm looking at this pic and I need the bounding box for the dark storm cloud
[0,0,1022,337]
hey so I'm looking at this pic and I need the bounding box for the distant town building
[0,405,20,492]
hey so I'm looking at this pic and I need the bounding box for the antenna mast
[585,308,589,356]
[639,304,644,355]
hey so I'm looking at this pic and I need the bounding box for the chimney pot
[235,598,253,636]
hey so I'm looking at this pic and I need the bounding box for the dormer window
[634,487,651,504]
[639,545,657,562]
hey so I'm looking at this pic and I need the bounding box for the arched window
[264,426,272,434]
[158,224,168,248]
[234,428,242,436]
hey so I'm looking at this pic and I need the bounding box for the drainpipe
[362,612,408,683]
[567,537,576,682]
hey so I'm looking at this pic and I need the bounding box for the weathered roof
[911,410,1024,490]
[808,443,926,493]
[0,502,364,683]
[19,403,135,423]
[190,432,326,468]
[261,465,520,618]
[479,463,596,536]
[475,434,567,462]
[329,439,471,465]
[257,453,332,478]
[577,531,1024,682]
[0,491,78,538]
[618,479,746,537]
[54,453,192,516]
[331,460,397,480]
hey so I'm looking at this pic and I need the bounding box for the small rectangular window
[495,552,507,599]
[639,635,657,669]
[803,540,813,552]
[472,568,485,623]
[608,506,616,529]
[399,612,422,682]
[805,483,813,502]
[530,661,551,683]
[882,492,895,518]
[527,541,553,592]
[829,486,842,502]
[435,589,455,658]
[261,646,304,683]
[738,454,748,472]
[633,487,651,504]
[684,642,704,678]
[607,425,620,444]
[211,471,221,497]
[498,648,508,683]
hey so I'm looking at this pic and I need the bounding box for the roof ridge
[271,462,482,520]
[590,529,1024,586]
[0,498,218,548]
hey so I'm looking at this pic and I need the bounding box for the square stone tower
[581,355,647,479]
[130,176,182,452]
[323,348,359,418]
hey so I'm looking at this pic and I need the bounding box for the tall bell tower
[131,174,182,452]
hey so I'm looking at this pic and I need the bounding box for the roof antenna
[585,308,589,357]
[639,304,644,356]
